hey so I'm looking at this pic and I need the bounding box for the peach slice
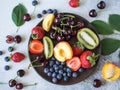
[54,41,73,62]
[102,62,120,82]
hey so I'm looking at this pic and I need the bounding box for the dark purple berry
[37,14,42,18]
[56,35,65,42]
[93,79,102,88]
[65,35,71,41]
[17,69,25,77]
[32,0,38,6]
[89,9,97,17]
[14,35,22,43]
[42,10,47,14]
[4,65,10,71]
[8,46,14,52]
[47,9,53,13]
[52,78,58,83]
[71,30,77,36]
[4,56,10,62]
[0,51,3,55]
[97,1,106,9]
[77,21,85,28]
[23,13,31,21]
[9,79,17,87]
[16,83,23,89]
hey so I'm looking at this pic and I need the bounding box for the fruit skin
[72,42,84,56]
[102,62,120,82]
[29,40,44,54]
[0,51,3,55]
[54,41,73,62]
[69,0,79,8]
[9,79,17,87]
[14,35,22,43]
[12,52,25,62]
[32,0,38,6]
[42,14,55,32]
[31,26,45,40]
[23,13,31,21]
[77,28,99,50]
[16,83,23,89]
[17,69,25,77]
[93,79,102,88]
[66,57,81,71]
[43,36,54,59]
[80,50,98,68]
[4,65,10,70]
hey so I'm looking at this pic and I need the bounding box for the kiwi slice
[43,36,53,59]
[77,28,99,50]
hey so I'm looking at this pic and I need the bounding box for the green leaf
[12,4,27,26]
[109,14,120,31]
[101,38,120,55]
[91,20,113,35]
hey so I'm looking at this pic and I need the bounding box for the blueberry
[47,9,53,13]
[61,62,65,66]
[4,56,10,62]
[0,51,3,55]
[4,65,10,70]
[44,68,49,74]
[32,0,38,6]
[59,65,63,69]
[49,61,54,66]
[53,64,57,68]
[59,70,63,74]
[53,9,58,14]
[67,72,72,77]
[55,69,58,73]
[50,67,54,72]
[55,61,60,65]
[64,76,69,81]
[56,74,62,80]
[52,72,57,78]
[72,72,78,78]
[52,78,58,83]
[47,72,52,77]
[63,67,67,71]
[63,73,67,77]
[66,67,72,73]
[37,14,42,18]
[8,46,14,52]
[78,68,84,73]
[42,10,47,14]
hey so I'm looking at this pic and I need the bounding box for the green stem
[24,83,37,87]
[0,82,8,84]
[16,27,20,33]
[63,14,75,18]
[14,76,18,80]
[31,6,36,17]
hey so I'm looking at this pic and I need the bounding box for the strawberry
[69,0,79,8]
[72,42,84,56]
[80,50,99,68]
[12,52,25,62]
[32,26,45,40]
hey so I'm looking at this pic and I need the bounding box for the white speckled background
[0,0,120,90]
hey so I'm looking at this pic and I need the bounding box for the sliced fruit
[77,28,99,49]
[43,36,53,59]
[54,41,73,62]
[66,57,81,71]
[102,62,120,82]
[42,14,55,32]
[29,40,44,54]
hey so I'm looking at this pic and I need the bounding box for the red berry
[12,52,25,62]
[23,13,31,21]
[16,83,23,89]
[69,0,79,8]
[6,35,14,44]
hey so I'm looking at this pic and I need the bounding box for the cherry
[97,1,106,9]
[23,13,31,21]
[69,0,79,8]
[14,35,22,43]
[77,21,85,28]
[16,83,23,89]
[89,9,97,17]
[17,69,25,77]
[6,35,14,44]
[9,79,17,87]
[93,79,102,88]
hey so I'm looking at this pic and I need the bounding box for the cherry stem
[16,27,20,33]
[0,82,8,84]
[14,75,18,80]
[28,59,38,69]
[24,83,37,87]
[31,6,36,17]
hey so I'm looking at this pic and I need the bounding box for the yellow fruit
[102,62,120,82]
[42,14,55,32]
[54,41,73,62]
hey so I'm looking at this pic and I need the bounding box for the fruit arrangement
[28,13,100,84]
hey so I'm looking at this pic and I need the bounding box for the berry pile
[43,57,84,83]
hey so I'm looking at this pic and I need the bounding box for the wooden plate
[28,13,101,85]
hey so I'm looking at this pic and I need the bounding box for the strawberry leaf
[101,38,120,55]
[12,4,27,27]
[109,14,120,32]
[91,20,114,35]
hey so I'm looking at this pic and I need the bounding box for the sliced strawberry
[29,40,44,54]
[72,42,84,56]
[32,26,45,40]
[12,52,25,62]
[66,57,81,71]
[80,50,99,68]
